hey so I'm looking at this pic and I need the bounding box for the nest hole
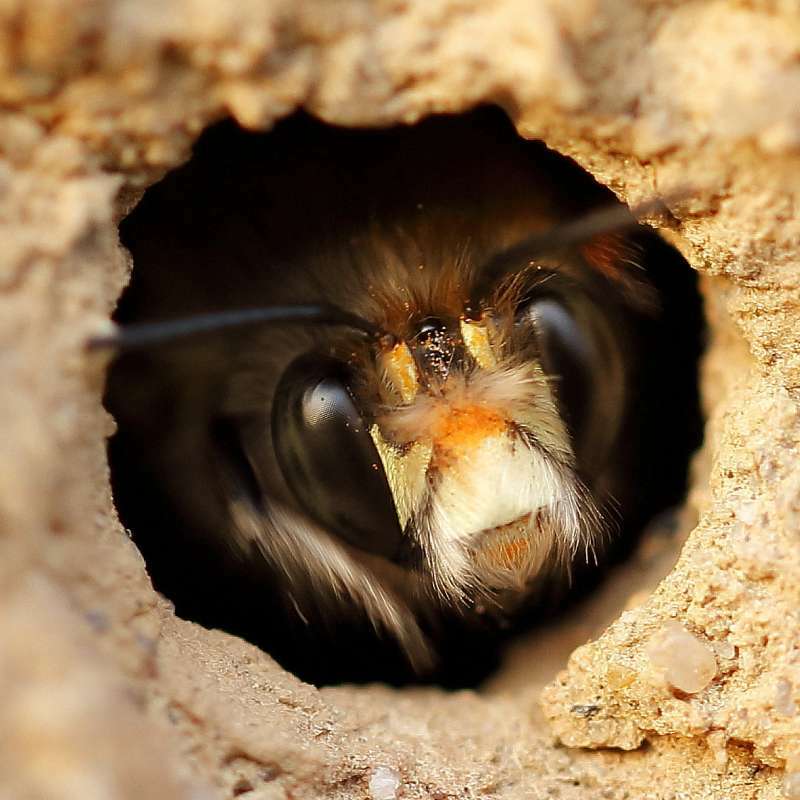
[106,107,704,688]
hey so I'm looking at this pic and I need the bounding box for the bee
[96,109,701,684]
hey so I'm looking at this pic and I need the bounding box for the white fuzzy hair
[377,360,601,608]
[227,494,435,669]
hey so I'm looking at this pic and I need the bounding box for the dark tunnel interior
[106,107,705,688]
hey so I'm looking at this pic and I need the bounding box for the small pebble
[646,621,717,694]
[369,766,402,800]
[715,640,736,661]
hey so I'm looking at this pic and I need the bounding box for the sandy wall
[2,1,800,798]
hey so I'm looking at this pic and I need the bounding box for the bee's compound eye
[272,354,404,559]
[517,296,605,441]
[521,298,590,372]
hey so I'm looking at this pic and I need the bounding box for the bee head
[268,247,632,611]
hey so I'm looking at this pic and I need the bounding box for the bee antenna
[86,303,388,354]
[465,192,683,318]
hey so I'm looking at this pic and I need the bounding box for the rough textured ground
[1,1,800,798]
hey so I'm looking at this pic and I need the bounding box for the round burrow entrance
[103,107,704,688]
